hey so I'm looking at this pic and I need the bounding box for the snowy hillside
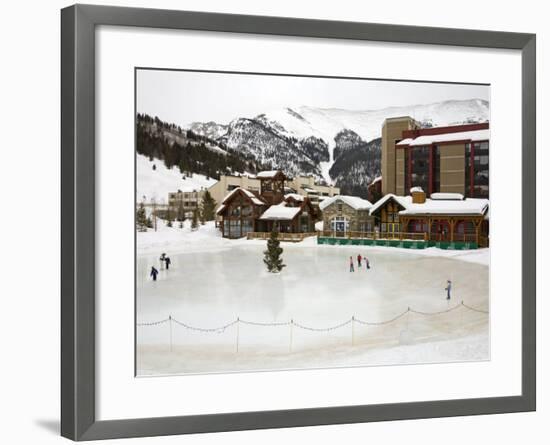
[136,154,216,202]
[187,99,489,186]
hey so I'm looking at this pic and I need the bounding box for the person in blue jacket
[445,280,452,300]
[150,266,159,281]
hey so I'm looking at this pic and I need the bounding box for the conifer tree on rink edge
[263,224,286,273]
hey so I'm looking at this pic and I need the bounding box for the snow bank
[136,154,216,202]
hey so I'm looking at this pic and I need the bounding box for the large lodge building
[382,117,489,199]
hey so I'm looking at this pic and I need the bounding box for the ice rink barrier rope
[137,301,488,330]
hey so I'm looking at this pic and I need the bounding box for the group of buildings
[168,117,490,248]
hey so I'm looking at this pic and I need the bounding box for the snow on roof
[399,198,489,216]
[221,187,265,206]
[216,204,226,215]
[370,193,488,216]
[371,176,382,184]
[369,194,412,215]
[410,186,424,193]
[285,193,305,202]
[319,195,372,211]
[396,138,413,146]
[256,170,283,178]
[259,203,301,221]
[404,129,489,147]
[430,192,464,201]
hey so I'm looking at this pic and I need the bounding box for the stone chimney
[410,186,426,204]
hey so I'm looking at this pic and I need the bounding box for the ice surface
[136,222,489,375]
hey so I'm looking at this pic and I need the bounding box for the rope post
[289,319,294,353]
[351,316,355,346]
[236,317,240,353]
[168,315,173,353]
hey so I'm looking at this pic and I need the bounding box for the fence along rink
[137,301,489,354]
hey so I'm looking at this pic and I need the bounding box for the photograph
[135,68,490,376]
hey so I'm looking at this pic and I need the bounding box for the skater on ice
[160,253,166,270]
[349,256,355,272]
[365,256,370,270]
[357,254,362,268]
[150,266,159,281]
[445,280,452,300]
[164,255,171,270]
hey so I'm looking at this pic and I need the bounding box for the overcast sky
[136,69,489,126]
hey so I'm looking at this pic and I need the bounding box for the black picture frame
[61,4,536,441]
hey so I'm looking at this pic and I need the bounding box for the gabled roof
[216,187,266,215]
[221,187,265,206]
[259,203,302,221]
[369,194,411,215]
[319,195,372,211]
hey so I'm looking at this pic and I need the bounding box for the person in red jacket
[357,254,362,268]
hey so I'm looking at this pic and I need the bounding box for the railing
[247,232,318,242]
[318,231,479,243]
[318,230,427,241]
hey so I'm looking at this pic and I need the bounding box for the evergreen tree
[136,202,148,232]
[191,208,199,230]
[199,209,206,225]
[263,225,286,273]
[200,190,217,221]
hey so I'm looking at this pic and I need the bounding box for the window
[433,145,440,193]
[466,141,489,198]
[410,146,430,192]
[331,216,349,234]
[337,203,343,212]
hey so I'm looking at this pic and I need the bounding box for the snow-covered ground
[136,154,216,202]
[136,221,489,376]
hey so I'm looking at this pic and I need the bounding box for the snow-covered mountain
[185,99,489,196]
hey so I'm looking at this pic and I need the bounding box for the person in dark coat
[349,256,355,272]
[150,266,159,281]
[445,280,452,300]
[164,256,171,270]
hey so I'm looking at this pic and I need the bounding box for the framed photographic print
[61,4,536,441]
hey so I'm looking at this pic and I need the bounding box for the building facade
[167,190,205,216]
[319,195,375,236]
[369,188,489,247]
[382,117,489,199]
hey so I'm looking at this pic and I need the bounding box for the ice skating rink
[136,238,489,376]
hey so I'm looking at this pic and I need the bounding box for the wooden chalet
[369,188,489,246]
[256,193,319,234]
[216,170,320,239]
[216,187,267,239]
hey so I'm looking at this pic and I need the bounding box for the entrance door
[331,217,348,237]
